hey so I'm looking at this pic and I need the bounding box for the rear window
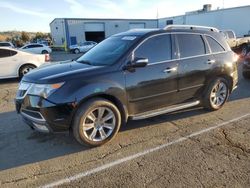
[226,31,235,39]
[176,34,206,58]
[206,36,225,53]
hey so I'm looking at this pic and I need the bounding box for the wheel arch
[204,74,233,94]
[70,93,128,130]
[18,63,37,77]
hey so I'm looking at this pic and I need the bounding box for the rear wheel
[19,64,36,78]
[203,78,229,111]
[72,98,121,146]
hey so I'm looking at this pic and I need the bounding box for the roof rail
[164,25,219,32]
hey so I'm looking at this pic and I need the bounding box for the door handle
[206,59,216,64]
[163,67,177,73]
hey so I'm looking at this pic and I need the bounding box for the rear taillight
[45,54,50,62]
[233,53,239,62]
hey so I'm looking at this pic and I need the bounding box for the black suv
[15,25,238,146]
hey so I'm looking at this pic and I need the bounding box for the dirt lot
[0,54,249,187]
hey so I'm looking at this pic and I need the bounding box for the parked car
[15,25,238,146]
[222,30,250,57]
[20,43,52,54]
[0,42,15,48]
[243,52,250,79]
[69,41,97,54]
[0,47,50,79]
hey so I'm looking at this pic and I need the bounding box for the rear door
[0,49,19,78]
[175,33,214,102]
[125,34,179,115]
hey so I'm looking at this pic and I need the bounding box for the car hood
[22,60,104,84]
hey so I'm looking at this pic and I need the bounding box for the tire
[74,48,80,54]
[243,71,250,79]
[72,98,121,147]
[42,50,48,54]
[19,64,36,78]
[241,44,248,57]
[203,77,230,111]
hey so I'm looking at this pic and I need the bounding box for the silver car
[69,41,97,54]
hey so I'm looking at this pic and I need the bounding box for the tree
[21,31,30,42]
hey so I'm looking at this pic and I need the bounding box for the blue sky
[0,0,249,32]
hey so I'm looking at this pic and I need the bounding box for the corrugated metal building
[50,18,157,46]
[158,5,250,37]
[50,5,250,47]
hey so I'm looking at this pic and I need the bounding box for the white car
[0,47,50,79]
[69,41,97,54]
[20,43,52,54]
[0,42,15,48]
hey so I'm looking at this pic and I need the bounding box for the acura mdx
[15,25,238,146]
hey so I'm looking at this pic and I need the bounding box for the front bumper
[15,95,75,133]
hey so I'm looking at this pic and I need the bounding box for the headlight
[28,82,64,98]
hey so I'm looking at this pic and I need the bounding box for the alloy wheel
[210,81,228,108]
[82,107,116,142]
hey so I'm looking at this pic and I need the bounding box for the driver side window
[134,34,172,64]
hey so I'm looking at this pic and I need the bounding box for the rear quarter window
[206,36,225,53]
[176,34,206,58]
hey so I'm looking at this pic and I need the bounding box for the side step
[131,101,200,120]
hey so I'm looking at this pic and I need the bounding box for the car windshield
[76,36,137,66]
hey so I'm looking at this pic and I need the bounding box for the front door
[125,34,178,115]
[0,49,18,78]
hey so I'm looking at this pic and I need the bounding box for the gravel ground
[0,54,249,187]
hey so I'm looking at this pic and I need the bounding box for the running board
[131,101,200,120]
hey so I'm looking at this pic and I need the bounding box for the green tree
[21,31,30,42]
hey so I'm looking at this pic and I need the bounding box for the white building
[50,18,157,46]
[159,5,250,37]
[50,5,250,47]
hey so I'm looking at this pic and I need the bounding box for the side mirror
[124,57,148,70]
[133,58,149,68]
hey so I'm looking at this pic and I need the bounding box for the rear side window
[206,36,225,53]
[33,44,43,48]
[176,34,206,58]
[226,31,235,39]
[134,34,172,64]
[0,49,17,58]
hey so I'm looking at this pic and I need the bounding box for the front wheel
[74,48,80,54]
[203,78,229,111]
[72,98,121,147]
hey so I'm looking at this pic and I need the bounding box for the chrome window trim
[203,34,226,53]
[130,31,230,67]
